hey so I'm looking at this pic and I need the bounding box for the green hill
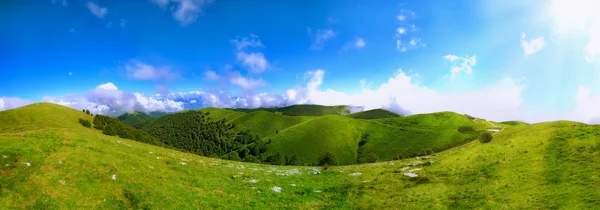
[230,104,352,116]
[348,109,400,119]
[117,112,169,128]
[2,103,600,209]
[499,120,530,126]
[197,107,487,165]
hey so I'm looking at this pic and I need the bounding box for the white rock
[180,162,187,165]
[403,172,418,178]
[290,184,296,187]
[313,190,322,193]
[413,161,423,166]
[24,162,31,167]
[272,186,282,193]
[58,160,62,164]
[2,155,7,159]
[400,167,410,171]
[409,168,422,172]
[111,174,117,180]
[349,172,362,177]
[148,165,154,169]
[247,179,259,183]
[311,168,321,175]
[156,157,161,159]
[5,164,9,167]
[363,180,371,183]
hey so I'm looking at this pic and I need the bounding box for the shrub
[286,154,303,165]
[366,153,378,163]
[78,118,91,128]
[275,130,279,134]
[393,154,404,160]
[318,152,338,166]
[224,151,242,161]
[480,132,493,143]
[265,152,285,165]
[85,110,91,115]
[243,155,261,163]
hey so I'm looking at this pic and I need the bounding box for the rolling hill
[196,107,487,165]
[2,103,600,209]
[347,109,400,119]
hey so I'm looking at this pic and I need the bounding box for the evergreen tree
[318,152,338,166]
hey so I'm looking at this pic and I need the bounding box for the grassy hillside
[347,109,400,119]
[230,104,352,116]
[2,103,600,209]
[499,120,530,126]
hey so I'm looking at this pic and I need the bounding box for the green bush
[318,152,338,166]
[265,152,285,165]
[78,118,91,128]
[366,153,378,163]
[243,155,261,163]
[479,132,493,143]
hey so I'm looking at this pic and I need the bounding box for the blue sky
[1,0,600,123]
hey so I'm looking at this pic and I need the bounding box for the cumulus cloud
[355,37,366,48]
[308,28,336,50]
[0,97,34,111]
[150,0,212,26]
[343,37,366,51]
[236,52,270,74]
[87,2,107,18]
[231,35,270,73]
[569,86,600,124]
[444,55,477,79]
[229,72,267,89]
[204,70,220,81]
[33,67,527,122]
[124,60,179,81]
[585,21,600,62]
[43,82,184,115]
[520,33,545,55]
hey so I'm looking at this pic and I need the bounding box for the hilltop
[2,103,600,209]
[347,109,401,119]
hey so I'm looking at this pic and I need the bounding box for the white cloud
[229,72,267,89]
[43,82,184,115]
[52,0,68,7]
[204,70,220,81]
[149,0,212,25]
[124,60,179,81]
[120,19,127,27]
[355,37,366,48]
[236,52,270,74]
[309,28,336,49]
[87,2,107,18]
[520,33,545,55]
[32,68,527,122]
[231,35,270,73]
[394,10,423,52]
[444,55,477,79]
[0,97,34,111]
[569,86,600,124]
[173,0,213,26]
[231,34,263,50]
[585,21,600,62]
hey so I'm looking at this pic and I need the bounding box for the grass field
[347,109,400,119]
[2,103,600,209]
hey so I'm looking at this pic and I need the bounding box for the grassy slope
[116,112,153,127]
[230,104,351,116]
[2,103,600,209]
[347,109,400,119]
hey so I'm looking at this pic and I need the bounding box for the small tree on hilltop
[480,132,493,143]
[318,152,338,166]
[85,110,91,115]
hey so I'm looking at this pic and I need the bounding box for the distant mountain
[117,111,169,127]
